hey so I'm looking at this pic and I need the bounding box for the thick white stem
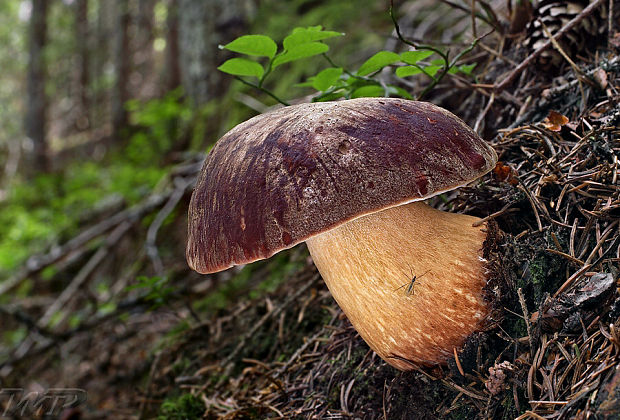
[305,201,489,370]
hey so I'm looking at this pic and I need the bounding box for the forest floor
[1,5,620,420]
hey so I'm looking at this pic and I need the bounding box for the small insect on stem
[395,267,430,296]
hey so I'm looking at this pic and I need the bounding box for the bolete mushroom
[187,98,498,370]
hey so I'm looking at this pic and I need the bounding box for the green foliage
[126,89,192,166]
[0,158,167,276]
[219,26,342,81]
[218,26,343,105]
[218,21,480,104]
[158,393,204,420]
[218,57,265,78]
[272,41,329,68]
[311,67,343,91]
[356,51,400,76]
[2,326,27,347]
[0,90,193,277]
[127,276,175,310]
[222,34,278,58]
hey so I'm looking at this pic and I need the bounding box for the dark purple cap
[187,98,497,273]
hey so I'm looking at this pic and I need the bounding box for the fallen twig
[495,0,607,92]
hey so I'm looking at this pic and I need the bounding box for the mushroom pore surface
[305,200,488,371]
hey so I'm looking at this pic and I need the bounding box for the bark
[75,0,90,130]
[92,0,111,126]
[25,0,49,174]
[165,0,181,91]
[112,0,131,139]
[136,0,155,70]
[178,0,248,106]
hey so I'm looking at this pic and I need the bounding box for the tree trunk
[92,0,112,128]
[165,0,181,91]
[178,0,248,107]
[112,0,130,140]
[75,0,90,130]
[136,0,155,74]
[25,0,49,174]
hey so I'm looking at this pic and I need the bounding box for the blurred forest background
[0,0,404,417]
[0,0,391,271]
[1,0,619,419]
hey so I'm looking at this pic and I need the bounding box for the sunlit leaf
[424,65,443,77]
[448,63,477,75]
[395,66,423,78]
[400,50,434,65]
[458,63,476,75]
[351,84,385,98]
[356,51,401,76]
[295,79,315,88]
[283,27,343,50]
[386,85,414,100]
[217,58,264,79]
[312,67,343,91]
[221,35,277,58]
[314,91,346,102]
[272,42,329,68]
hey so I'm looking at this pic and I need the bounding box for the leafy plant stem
[390,0,490,100]
[389,1,448,99]
[322,53,375,83]
[259,60,274,88]
[235,76,290,106]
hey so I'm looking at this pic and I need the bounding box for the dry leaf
[492,162,519,185]
[542,110,569,132]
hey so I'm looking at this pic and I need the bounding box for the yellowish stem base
[305,201,489,370]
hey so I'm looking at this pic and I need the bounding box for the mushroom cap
[187,98,497,274]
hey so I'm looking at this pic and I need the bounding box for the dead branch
[146,176,194,276]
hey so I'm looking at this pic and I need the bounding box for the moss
[523,251,563,303]
[500,392,519,420]
[193,249,305,315]
[158,393,204,420]
[170,356,192,377]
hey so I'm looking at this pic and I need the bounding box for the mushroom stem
[305,200,489,370]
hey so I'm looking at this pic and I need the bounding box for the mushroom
[187,98,498,370]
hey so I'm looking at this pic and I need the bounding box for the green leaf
[294,79,316,88]
[386,85,414,100]
[351,84,385,98]
[283,27,343,50]
[217,58,264,79]
[97,302,117,316]
[400,50,434,65]
[395,66,423,78]
[272,42,329,68]
[447,63,477,75]
[425,65,443,77]
[458,63,477,75]
[356,51,401,76]
[312,67,343,91]
[221,35,277,58]
[313,91,346,102]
